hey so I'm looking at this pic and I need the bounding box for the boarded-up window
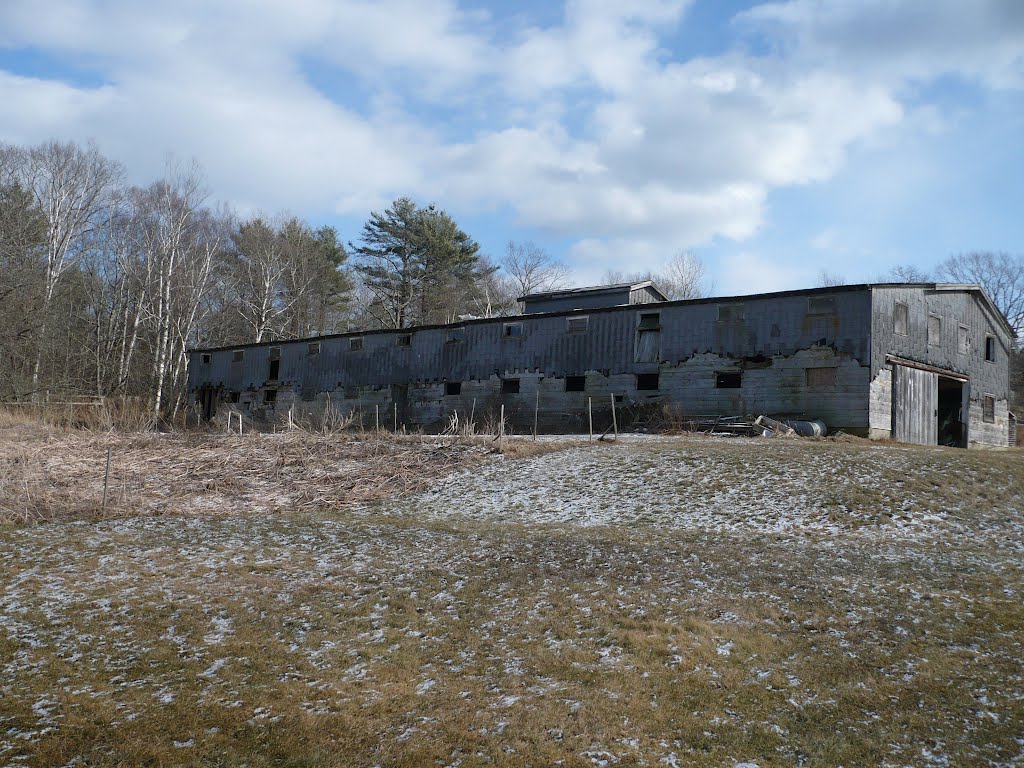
[716,371,742,388]
[638,312,660,330]
[807,297,836,315]
[894,303,908,335]
[565,376,586,392]
[200,352,211,364]
[307,342,320,356]
[232,350,244,362]
[503,323,523,338]
[567,316,589,333]
[635,329,659,362]
[350,337,363,351]
[983,394,995,423]
[447,328,466,343]
[269,347,281,360]
[501,378,520,394]
[986,336,996,362]
[228,391,240,403]
[445,381,462,396]
[718,305,745,322]
[958,325,969,354]
[301,387,316,402]
[636,373,659,391]
[264,389,277,404]
[805,367,837,388]
[928,315,941,346]
[396,333,412,347]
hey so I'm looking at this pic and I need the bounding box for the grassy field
[1,431,1022,766]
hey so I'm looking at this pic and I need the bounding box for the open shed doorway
[937,376,967,448]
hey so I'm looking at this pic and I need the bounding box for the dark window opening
[636,373,659,391]
[718,305,745,322]
[567,316,589,333]
[445,381,462,396]
[447,328,466,344]
[638,312,660,330]
[264,389,277,405]
[269,346,281,360]
[983,395,995,423]
[232,350,244,362]
[808,297,836,315]
[503,323,523,338]
[716,371,742,388]
[928,315,941,346]
[228,391,240,403]
[614,394,624,403]
[350,337,363,351]
[805,367,836,388]
[200,353,211,364]
[307,342,320,356]
[344,386,358,399]
[985,336,996,362]
[396,334,412,347]
[501,378,520,394]
[894,302,908,335]
[268,358,280,381]
[301,388,316,402]
[565,376,586,392]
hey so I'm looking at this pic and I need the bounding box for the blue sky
[1,0,1021,295]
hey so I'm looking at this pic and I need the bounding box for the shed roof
[518,280,669,304]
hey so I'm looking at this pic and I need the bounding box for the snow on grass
[0,434,1022,766]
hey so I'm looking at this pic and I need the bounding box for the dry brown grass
[0,426,571,525]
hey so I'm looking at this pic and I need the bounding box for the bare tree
[816,270,845,288]
[881,264,932,282]
[937,251,1024,339]
[502,241,571,298]
[12,140,123,397]
[601,251,711,300]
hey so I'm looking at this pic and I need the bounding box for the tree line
[0,140,605,415]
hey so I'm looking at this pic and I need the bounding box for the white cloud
[715,252,816,296]
[0,0,1020,288]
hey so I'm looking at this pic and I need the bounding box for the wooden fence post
[610,393,618,439]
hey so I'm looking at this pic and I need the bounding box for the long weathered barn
[188,282,1015,448]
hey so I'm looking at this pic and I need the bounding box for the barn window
[983,394,995,423]
[269,346,281,360]
[503,322,523,338]
[301,387,316,402]
[928,315,941,346]
[445,381,462,396]
[350,337,363,351]
[447,328,466,344]
[565,376,586,392]
[958,325,969,354]
[636,373,660,391]
[716,371,742,388]
[805,367,837,388]
[638,312,661,330]
[264,389,277,405]
[228,391,240,403]
[718,305,745,322]
[985,335,996,362]
[807,297,836,315]
[894,302,908,336]
[232,350,244,362]
[307,342,320,356]
[567,316,589,333]
[344,386,358,399]
[501,378,520,394]
[396,333,412,347]
[200,352,211,365]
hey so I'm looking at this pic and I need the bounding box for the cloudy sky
[1,0,1022,294]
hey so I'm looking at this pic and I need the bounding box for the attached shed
[520,281,668,314]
